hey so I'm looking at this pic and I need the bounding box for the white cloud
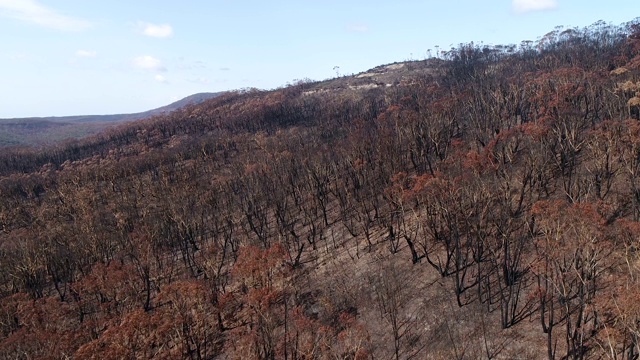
[75,50,96,58]
[138,21,173,38]
[0,0,91,31]
[155,74,168,83]
[133,55,166,72]
[347,23,369,33]
[512,0,558,14]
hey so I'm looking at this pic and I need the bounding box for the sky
[0,0,638,118]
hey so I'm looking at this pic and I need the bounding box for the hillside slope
[1,19,640,359]
[0,92,224,147]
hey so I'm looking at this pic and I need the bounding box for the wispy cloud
[512,0,558,14]
[177,59,206,70]
[347,23,369,33]
[133,55,167,72]
[188,77,210,84]
[75,49,97,58]
[8,52,28,61]
[0,0,91,31]
[155,74,168,83]
[138,21,173,38]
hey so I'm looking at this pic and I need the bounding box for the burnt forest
[2,19,640,359]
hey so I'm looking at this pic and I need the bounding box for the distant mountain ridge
[1,92,225,124]
[0,92,224,147]
[0,59,438,148]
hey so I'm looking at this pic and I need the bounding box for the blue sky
[0,0,638,118]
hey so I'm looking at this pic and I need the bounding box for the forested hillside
[1,19,640,359]
[0,92,223,147]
